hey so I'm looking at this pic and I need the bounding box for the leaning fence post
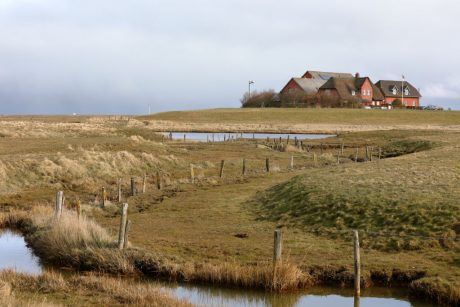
[130,177,136,196]
[118,203,129,250]
[55,191,63,220]
[76,199,81,220]
[242,159,246,176]
[265,157,270,173]
[353,230,361,297]
[219,160,225,178]
[190,164,195,183]
[156,171,162,190]
[142,174,146,193]
[101,187,106,207]
[273,229,282,266]
[123,220,131,250]
[117,178,122,202]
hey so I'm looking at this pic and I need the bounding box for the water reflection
[164,283,435,307]
[165,132,333,142]
[0,229,42,274]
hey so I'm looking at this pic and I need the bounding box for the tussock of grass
[184,261,312,291]
[0,270,191,307]
[409,277,460,306]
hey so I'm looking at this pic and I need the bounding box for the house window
[392,88,397,95]
[351,90,356,96]
[377,101,380,106]
[367,90,371,96]
[362,90,365,95]
[405,88,409,95]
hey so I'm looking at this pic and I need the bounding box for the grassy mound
[250,149,460,251]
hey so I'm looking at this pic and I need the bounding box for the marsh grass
[0,270,191,307]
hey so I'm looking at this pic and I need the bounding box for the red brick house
[317,74,385,107]
[375,80,422,107]
[280,70,353,96]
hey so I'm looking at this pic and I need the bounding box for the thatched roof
[375,80,422,98]
[320,77,384,101]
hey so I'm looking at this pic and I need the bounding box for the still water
[0,229,42,274]
[165,132,333,142]
[164,283,435,307]
[0,231,434,307]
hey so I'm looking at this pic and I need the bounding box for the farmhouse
[375,80,422,108]
[280,70,353,96]
[317,74,385,108]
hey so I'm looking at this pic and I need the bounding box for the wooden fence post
[320,143,323,155]
[118,203,129,250]
[273,229,282,264]
[353,230,361,297]
[219,160,225,178]
[190,164,195,183]
[355,147,359,162]
[55,191,63,220]
[290,155,294,169]
[287,135,290,145]
[365,146,369,161]
[337,150,341,164]
[76,199,81,220]
[183,134,186,143]
[130,177,136,196]
[242,159,246,176]
[117,178,122,202]
[341,143,344,155]
[101,187,106,207]
[265,158,270,173]
[313,153,317,164]
[123,220,131,250]
[369,147,373,162]
[142,174,146,193]
[156,171,162,190]
[378,147,382,160]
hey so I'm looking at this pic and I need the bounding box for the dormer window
[351,90,356,96]
[392,87,397,95]
[404,88,409,95]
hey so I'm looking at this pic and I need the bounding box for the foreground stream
[0,230,435,307]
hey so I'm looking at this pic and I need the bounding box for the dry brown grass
[184,261,311,291]
[0,270,190,307]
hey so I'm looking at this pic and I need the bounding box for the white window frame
[351,90,356,96]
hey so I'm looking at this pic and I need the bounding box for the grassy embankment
[140,108,460,133]
[1,110,460,305]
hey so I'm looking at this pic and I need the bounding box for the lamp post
[248,80,254,98]
[401,74,405,107]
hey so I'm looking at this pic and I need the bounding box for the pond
[163,283,435,307]
[164,132,334,142]
[0,229,42,274]
[0,230,435,306]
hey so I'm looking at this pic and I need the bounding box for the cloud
[0,0,460,113]
[423,83,460,99]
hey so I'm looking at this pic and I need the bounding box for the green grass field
[0,111,460,305]
[141,108,460,126]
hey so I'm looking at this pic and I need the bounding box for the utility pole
[401,74,405,107]
[248,80,254,98]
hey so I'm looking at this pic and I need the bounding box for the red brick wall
[360,79,373,101]
[384,97,420,107]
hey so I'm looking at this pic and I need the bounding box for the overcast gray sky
[0,0,459,114]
